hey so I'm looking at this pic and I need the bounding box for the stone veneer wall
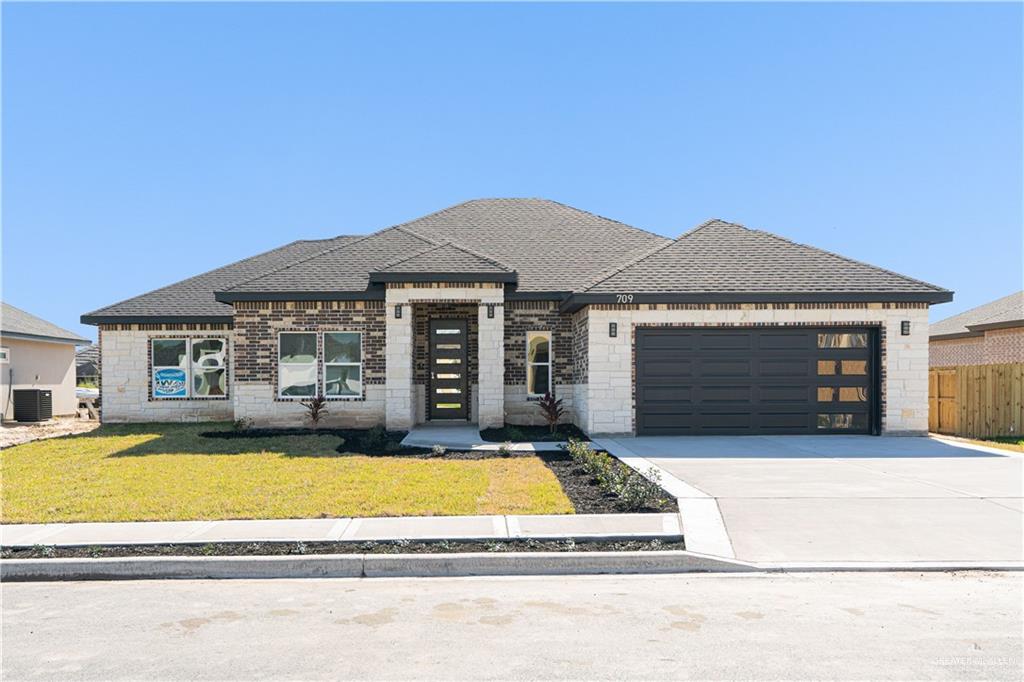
[98,323,235,422]
[930,327,1024,367]
[231,301,387,427]
[502,300,576,426]
[584,302,930,436]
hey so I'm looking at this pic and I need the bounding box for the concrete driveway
[600,435,1023,563]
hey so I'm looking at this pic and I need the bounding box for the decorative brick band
[99,323,232,331]
[386,282,503,289]
[234,301,385,311]
[591,302,927,311]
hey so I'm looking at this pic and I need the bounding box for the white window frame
[277,331,319,399]
[151,338,229,399]
[0,346,9,364]
[322,331,363,400]
[526,331,553,398]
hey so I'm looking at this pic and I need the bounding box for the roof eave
[966,318,1024,333]
[80,314,234,326]
[368,272,518,284]
[929,330,984,341]
[214,290,386,303]
[1,331,90,345]
[559,290,954,313]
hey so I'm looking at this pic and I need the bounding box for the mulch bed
[200,428,677,514]
[1,537,684,560]
[480,424,589,442]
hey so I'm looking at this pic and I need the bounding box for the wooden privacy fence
[928,363,1024,438]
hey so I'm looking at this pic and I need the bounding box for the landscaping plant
[565,438,665,511]
[299,395,329,427]
[537,392,565,434]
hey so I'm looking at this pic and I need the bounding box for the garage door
[635,327,878,436]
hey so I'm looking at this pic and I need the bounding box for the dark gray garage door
[635,327,879,436]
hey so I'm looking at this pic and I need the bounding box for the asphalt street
[3,571,1022,680]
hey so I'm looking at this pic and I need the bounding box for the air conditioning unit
[14,389,53,422]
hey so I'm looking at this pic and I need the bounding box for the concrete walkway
[400,423,567,451]
[1,513,682,548]
[599,434,1023,563]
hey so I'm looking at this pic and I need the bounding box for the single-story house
[2,302,91,421]
[82,199,951,436]
[76,344,100,385]
[929,291,1024,367]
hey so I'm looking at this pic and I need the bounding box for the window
[152,339,189,398]
[152,338,228,399]
[278,332,317,397]
[817,413,867,430]
[818,333,868,349]
[527,331,552,396]
[323,332,362,398]
[192,339,227,397]
[0,347,8,364]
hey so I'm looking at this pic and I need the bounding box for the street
[3,572,1021,680]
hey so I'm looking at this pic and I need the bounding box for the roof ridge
[376,239,514,273]
[579,233,683,293]
[81,237,326,317]
[433,240,514,272]
[736,221,950,294]
[541,198,674,243]
[217,203,490,293]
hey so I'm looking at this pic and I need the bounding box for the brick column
[385,290,415,430]
[477,301,505,429]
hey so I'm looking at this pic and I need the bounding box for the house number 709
[615,294,634,303]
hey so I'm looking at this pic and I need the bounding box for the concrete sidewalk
[399,423,567,451]
[1,512,682,548]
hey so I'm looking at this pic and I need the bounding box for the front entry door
[429,319,469,420]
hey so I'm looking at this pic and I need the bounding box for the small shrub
[299,395,329,427]
[498,441,514,457]
[435,539,452,552]
[537,392,565,434]
[505,425,526,441]
[362,424,387,450]
[293,541,309,555]
[485,541,507,552]
[431,444,447,458]
[33,544,55,558]
[231,417,253,432]
[614,467,666,512]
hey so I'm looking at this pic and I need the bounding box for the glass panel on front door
[429,319,468,420]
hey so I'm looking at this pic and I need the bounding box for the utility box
[13,389,53,422]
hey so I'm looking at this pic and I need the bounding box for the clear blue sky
[3,2,1021,341]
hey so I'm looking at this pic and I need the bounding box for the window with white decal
[278,332,318,397]
[152,338,229,399]
[323,332,362,398]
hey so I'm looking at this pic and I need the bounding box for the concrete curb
[1,551,753,582]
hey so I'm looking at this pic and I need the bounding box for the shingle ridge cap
[579,234,683,293]
[542,198,673,242]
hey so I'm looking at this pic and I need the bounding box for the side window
[279,332,318,397]
[0,347,9,364]
[323,332,362,398]
[152,339,189,398]
[526,331,552,397]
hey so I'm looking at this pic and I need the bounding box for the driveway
[599,435,1023,563]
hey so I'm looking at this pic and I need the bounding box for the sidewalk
[399,423,567,451]
[1,513,683,548]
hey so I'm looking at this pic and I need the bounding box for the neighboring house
[1,303,91,421]
[76,344,100,385]
[81,198,951,436]
[929,291,1024,367]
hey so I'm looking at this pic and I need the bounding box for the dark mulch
[480,423,589,442]
[201,427,428,456]
[1,537,684,560]
[540,453,678,514]
[199,428,676,514]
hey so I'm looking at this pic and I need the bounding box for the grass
[0,423,573,523]
[980,436,1024,453]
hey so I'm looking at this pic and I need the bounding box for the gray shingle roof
[83,200,953,323]
[930,290,1024,339]
[377,242,513,275]
[81,236,360,322]
[76,343,99,374]
[583,219,950,296]
[2,303,89,343]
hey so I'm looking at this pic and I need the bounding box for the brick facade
[232,301,386,396]
[930,326,1024,367]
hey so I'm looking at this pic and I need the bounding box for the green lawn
[0,424,573,523]
[981,436,1024,453]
